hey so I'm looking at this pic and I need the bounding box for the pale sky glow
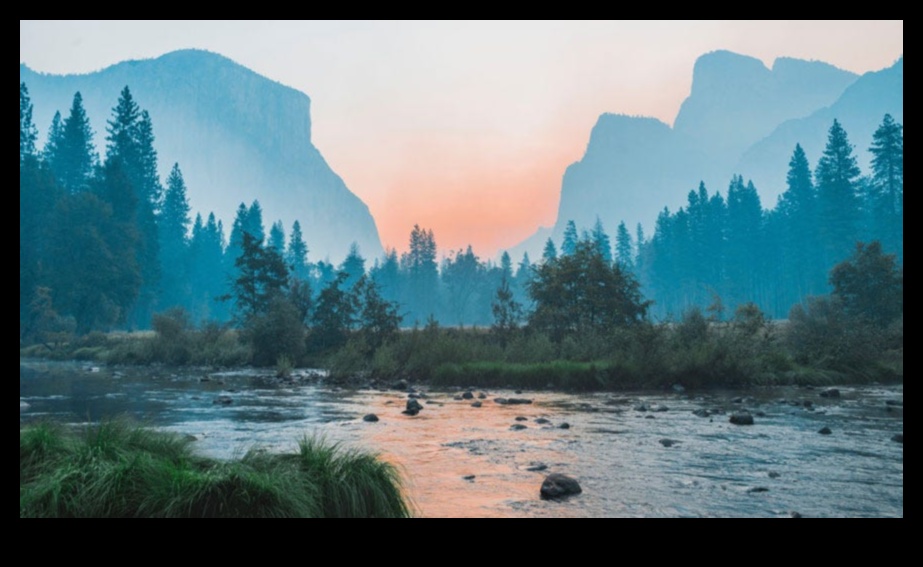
[20,20,903,257]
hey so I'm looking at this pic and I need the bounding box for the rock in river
[213,396,233,406]
[540,474,583,500]
[363,414,379,423]
[510,424,528,431]
[495,398,533,406]
[729,411,754,426]
[820,388,841,399]
[892,434,903,444]
[818,427,833,435]
[403,399,424,416]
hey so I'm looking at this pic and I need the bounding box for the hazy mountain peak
[20,50,382,262]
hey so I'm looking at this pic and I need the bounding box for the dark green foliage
[310,272,357,352]
[286,220,310,281]
[230,232,290,323]
[829,241,902,327]
[340,242,366,290]
[354,276,401,350]
[158,164,192,310]
[528,240,649,341]
[542,238,558,263]
[561,220,578,256]
[269,221,286,256]
[591,218,613,264]
[491,276,522,347]
[615,221,633,270]
[20,422,410,518]
[244,294,306,366]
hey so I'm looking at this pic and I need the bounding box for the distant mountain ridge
[20,49,384,263]
[509,51,902,261]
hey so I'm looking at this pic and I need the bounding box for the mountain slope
[20,49,383,263]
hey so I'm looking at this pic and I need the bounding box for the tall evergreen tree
[542,238,558,263]
[615,221,633,271]
[43,111,64,165]
[269,221,286,256]
[20,83,37,163]
[591,218,613,264]
[340,242,366,290]
[286,220,310,281]
[401,225,439,322]
[868,114,903,261]
[52,92,96,193]
[159,164,192,309]
[778,144,821,298]
[561,220,579,256]
[816,119,861,267]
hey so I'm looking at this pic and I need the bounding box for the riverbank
[20,420,410,518]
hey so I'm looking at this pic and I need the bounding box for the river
[20,360,903,518]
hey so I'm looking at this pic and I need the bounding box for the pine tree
[561,220,578,256]
[778,144,821,298]
[20,83,37,163]
[159,164,192,309]
[53,92,96,193]
[286,220,310,281]
[340,242,366,290]
[591,218,613,264]
[401,225,439,322]
[269,221,286,256]
[816,119,861,266]
[43,111,64,165]
[868,114,903,261]
[615,221,633,271]
[106,86,141,165]
[542,238,557,263]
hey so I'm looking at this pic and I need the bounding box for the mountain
[509,51,860,260]
[20,49,383,263]
[737,56,904,203]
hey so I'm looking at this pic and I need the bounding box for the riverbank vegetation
[20,421,410,518]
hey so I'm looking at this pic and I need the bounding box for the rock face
[508,50,861,262]
[540,474,583,500]
[20,50,384,263]
[729,411,755,426]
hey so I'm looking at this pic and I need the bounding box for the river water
[20,360,903,518]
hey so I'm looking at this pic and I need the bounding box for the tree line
[20,82,902,352]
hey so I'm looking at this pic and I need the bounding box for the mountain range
[509,51,903,261]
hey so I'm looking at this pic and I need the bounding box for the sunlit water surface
[20,360,902,518]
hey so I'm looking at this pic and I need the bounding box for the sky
[20,20,903,257]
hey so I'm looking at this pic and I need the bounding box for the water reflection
[21,361,902,518]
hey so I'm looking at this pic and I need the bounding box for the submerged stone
[363,414,380,423]
[729,411,754,426]
[540,474,582,500]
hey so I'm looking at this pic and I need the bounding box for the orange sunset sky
[20,21,903,258]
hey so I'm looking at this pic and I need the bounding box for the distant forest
[20,83,903,338]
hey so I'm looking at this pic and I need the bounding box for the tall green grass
[20,421,411,518]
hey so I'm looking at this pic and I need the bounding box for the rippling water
[20,360,903,518]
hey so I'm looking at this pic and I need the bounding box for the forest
[20,82,903,389]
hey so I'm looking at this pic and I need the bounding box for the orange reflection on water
[352,391,579,518]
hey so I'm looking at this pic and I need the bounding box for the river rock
[651,404,670,413]
[892,434,903,444]
[747,487,770,494]
[820,388,841,399]
[527,464,548,472]
[634,404,648,412]
[693,409,711,418]
[463,475,476,482]
[818,427,832,435]
[540,474,582,500]
[393,380,409,391]
[535,418,551,425]
[803,400,814,409]
[558,423,571,430]
[495,398,533,406]
[403,399,423,416]
[363,414,379,423]
[790,512,803,519]
[478,392,488,400]
[729,411,754,426]
[471,402,482,408]
[659,439,678,448]
[462,391,474,400]
[768,472,781,479]
[515,416,528,422]
[213,396,233,406]
[510,424,528,431]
